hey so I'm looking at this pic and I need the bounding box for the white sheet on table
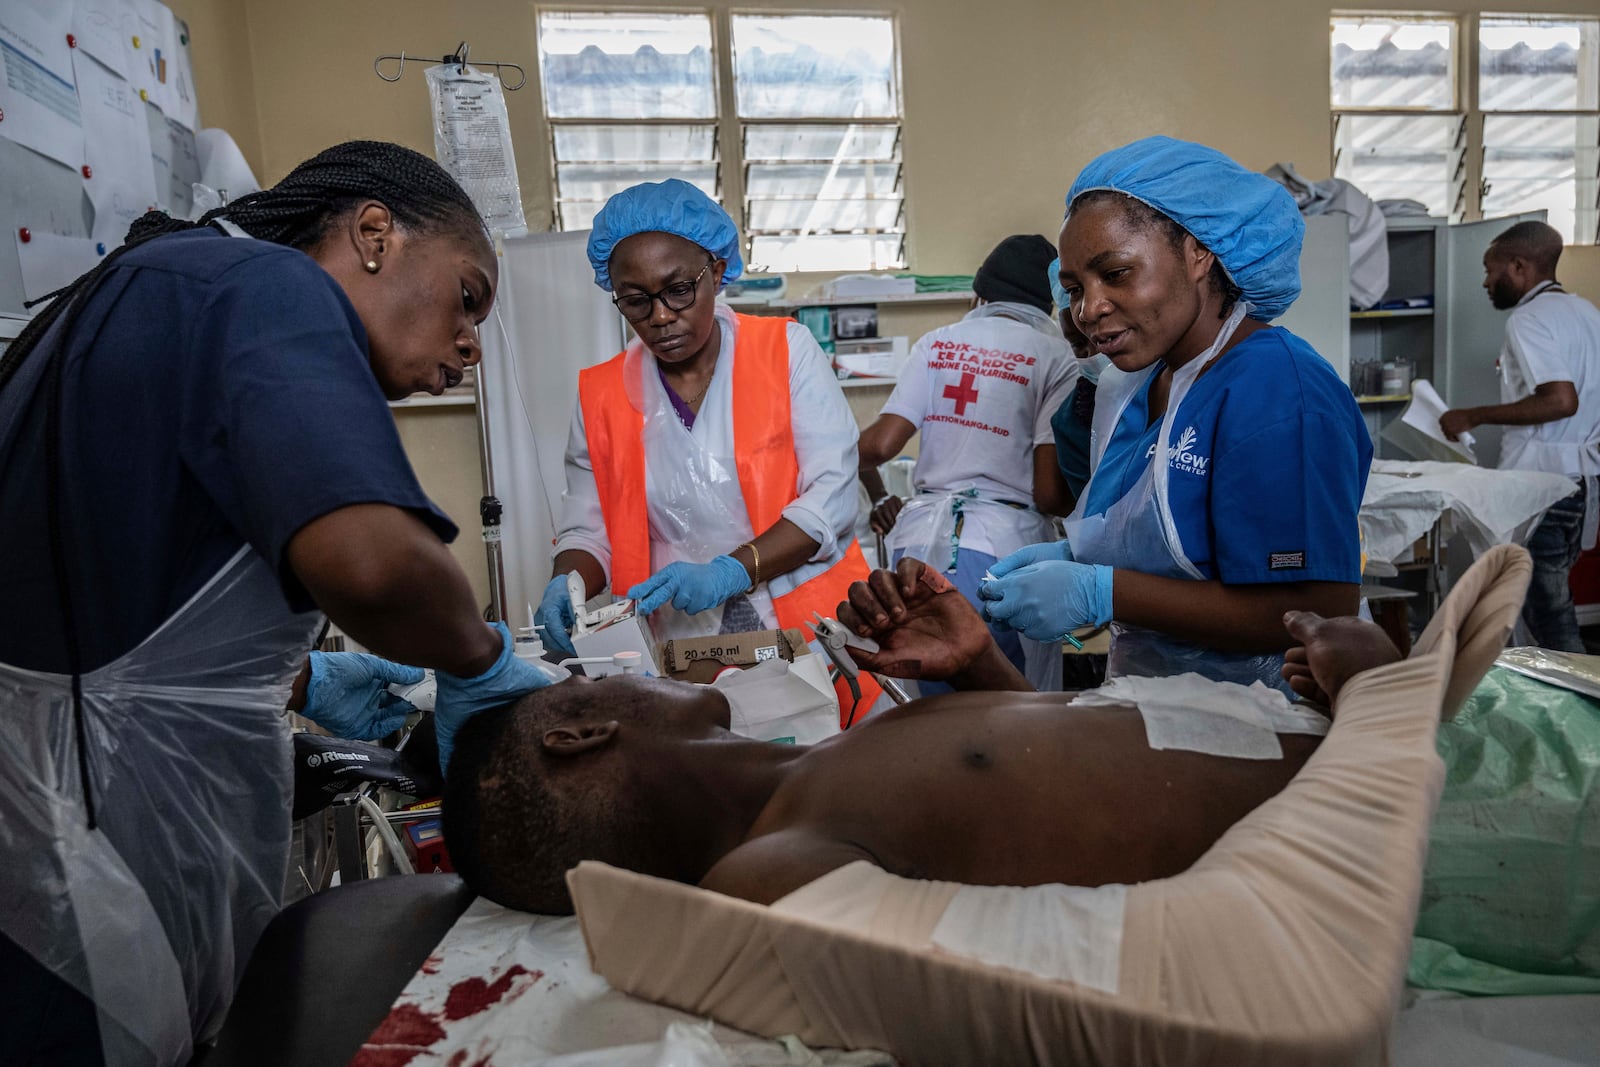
[1360,460,1577,571]
[352,896,892,1066]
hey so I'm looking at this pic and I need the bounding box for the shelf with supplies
[388,394,476,409]
[1350,308,1434,319]
[721,290,975,311]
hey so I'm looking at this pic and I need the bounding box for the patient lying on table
[443,559,1403,915]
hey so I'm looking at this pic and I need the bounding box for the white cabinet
[1295,212,1543,461]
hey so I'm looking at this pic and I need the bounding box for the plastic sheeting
[0,549,321,1065]
[1409,663,1600,996]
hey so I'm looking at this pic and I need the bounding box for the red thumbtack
[19,228,31,244]
[66,34,77,48]
[81,165,92,179]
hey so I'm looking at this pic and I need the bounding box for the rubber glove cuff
[987,538,1074,580]
[1084,563,1114,627]
[628,555,751,616]
[302,651,424,741]
[978,560,1113,643]
[535,574,579,658]
[434,622,563,775]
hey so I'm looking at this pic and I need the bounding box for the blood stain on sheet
[350,1002,446,1067]
[443,965,542,1021]
[420,954,443,975]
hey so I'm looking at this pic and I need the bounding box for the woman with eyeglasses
[536,180,877,717]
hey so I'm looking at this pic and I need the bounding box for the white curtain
[478,230,627,621]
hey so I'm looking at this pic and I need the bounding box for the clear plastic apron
[624,341,844,642]
[1065,303,1289,690]
[0,552,319,1066]
[885,490,1056,574]
[0,224,323,1064]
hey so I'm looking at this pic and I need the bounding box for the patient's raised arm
[838,558,1032,692]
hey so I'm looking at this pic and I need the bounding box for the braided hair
[0,139,486,391]
[0,140,485,829]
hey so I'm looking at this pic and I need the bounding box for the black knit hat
[973,234,1057,313]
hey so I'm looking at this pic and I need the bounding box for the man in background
[1442,221,1600,650]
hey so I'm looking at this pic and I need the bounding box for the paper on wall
[164,113,198,216]
[16,230,105,304]
[125,0,175,118]
[72,0,131,79]
[73,48,158,245]
[195,127,259,198]
[1383,378,1477,464]
[0,0,85,170]
[166,16,195,130]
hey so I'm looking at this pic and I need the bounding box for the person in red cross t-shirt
[857,234,1080,692]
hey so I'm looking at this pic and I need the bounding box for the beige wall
[218,0,1600,299]
[165,0,262,177]
[182,0,1600,595]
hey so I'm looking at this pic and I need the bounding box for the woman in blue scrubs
[0,142,556,1066]
[982,137,1372,689]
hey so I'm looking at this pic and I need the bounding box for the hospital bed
[204,546,1599,1066]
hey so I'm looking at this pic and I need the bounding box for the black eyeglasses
[612,262,713,322]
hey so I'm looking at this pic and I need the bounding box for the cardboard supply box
[661,627,810,684]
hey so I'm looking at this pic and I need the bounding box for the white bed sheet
[354,895,1598,1067]
[1360,460,1574,573]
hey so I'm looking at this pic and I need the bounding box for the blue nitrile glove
[434,622,561,775]
[989,539,1074,576]
[302,651,426,741]
[628,555,751,616]
[978,561,1114,642]
[535,574,578,658]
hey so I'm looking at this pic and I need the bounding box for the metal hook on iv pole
[373,42,528,91]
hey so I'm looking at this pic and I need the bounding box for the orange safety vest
[579,313,881,724]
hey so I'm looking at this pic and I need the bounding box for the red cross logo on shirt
[942,372,980,416]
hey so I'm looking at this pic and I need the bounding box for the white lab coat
[556,306,860,640]
[1497,283,1600,479]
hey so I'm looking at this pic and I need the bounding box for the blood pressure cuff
[570,546,1532,1067]
[291,732,442,820]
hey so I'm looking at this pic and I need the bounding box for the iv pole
[375,41,524,623]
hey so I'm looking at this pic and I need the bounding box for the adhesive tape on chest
[1071,672,1327,760]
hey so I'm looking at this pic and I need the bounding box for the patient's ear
[542,720,620,758]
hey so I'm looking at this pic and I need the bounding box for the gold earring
[364,260,379,273]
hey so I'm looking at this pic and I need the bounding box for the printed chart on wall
[0,0,202,313]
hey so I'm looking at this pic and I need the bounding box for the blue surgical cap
[1047,256,1069,311]
[1065,136,1304,321]
[586,179,744,292]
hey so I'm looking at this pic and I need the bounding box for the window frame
[1330,10,1600,243]
[1330,14,1468,221]
[535,8,725,233]
[535,6,908,271]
